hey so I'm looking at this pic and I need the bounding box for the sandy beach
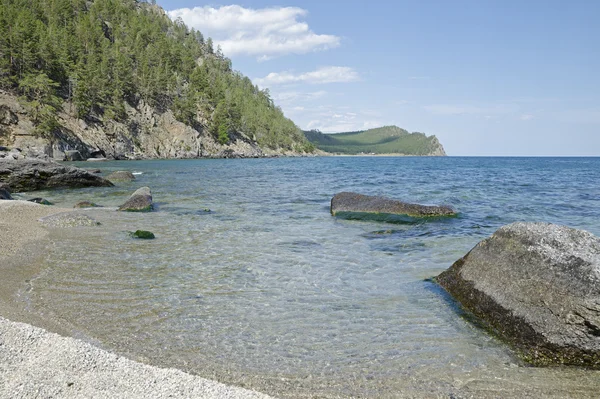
[0,200,273,399]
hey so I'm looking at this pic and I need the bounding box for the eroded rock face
[437,222,600,368]
[118,186,153,212]
[0,159,113,192]
[330,192,456,219]
[106,171,135,183]
[64,150,84,161]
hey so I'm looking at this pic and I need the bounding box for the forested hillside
[0,0,313,158]
[304,126,446,156]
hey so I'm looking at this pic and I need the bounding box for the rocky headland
[0,91,308,162]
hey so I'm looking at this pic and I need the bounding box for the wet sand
[0,200,273,399]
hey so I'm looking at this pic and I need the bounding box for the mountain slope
[0,0,314,158]
[304,126,446,156]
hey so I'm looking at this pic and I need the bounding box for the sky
[158,0,600,156]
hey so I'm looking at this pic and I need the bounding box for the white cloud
[304,110,382,133]
[520,114,535,121]
[272,90,328,103]
[168,5,340,59]
[255,67,359,87]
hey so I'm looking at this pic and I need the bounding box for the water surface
[22,157,600,398]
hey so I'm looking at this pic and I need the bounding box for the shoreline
[0,200,274,399]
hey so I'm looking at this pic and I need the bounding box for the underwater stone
[130,230,155,239]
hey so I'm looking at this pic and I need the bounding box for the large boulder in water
[437,222,600,368]
[118,186,153,212]
[331,192,456,221]
[0,159,113,192]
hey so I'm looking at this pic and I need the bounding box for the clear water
[22,157,600,398]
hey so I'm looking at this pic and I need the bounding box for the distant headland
[303,126,446,156]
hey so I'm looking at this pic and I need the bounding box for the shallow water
[21,157,600,398]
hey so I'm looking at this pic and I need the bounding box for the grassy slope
[304,126,444,155]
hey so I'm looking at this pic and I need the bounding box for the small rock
[106,171,136,183]
[129,230,155,239]
[117,187,153,212]
[74,201,101,208]
[39,212,100,228]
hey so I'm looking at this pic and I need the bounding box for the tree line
[0,0,313,151]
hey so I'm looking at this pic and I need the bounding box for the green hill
[0,0,314,157]
[304,126,446,156]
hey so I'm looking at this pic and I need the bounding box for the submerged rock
[74,201,101,208]
[129,230,155,239]
[330,192,456,220]
[39,212,100,228]
[118,186,153,212]
[106,171,136,183]
[0,159,113,192]
[436,222,600,368]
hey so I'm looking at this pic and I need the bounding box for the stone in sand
[0,159,113,192]
[330,192,456,218]
[118,187,153,212]
[106,171,136,183]
[436,222,600,368]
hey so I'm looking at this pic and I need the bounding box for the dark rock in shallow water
[129,230,155,239]
[0,159,113,192]
[0,183,12,200]
[106,170,135,183]
[436,222,600,368]
[28,197,53,205]
[39,212,100,228]
[118,187,153,212]
[331,192,456,220]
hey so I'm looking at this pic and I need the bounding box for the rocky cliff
[0,91,302,161]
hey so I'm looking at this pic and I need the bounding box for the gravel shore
[0,201,274,399]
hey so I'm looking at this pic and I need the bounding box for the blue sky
[159,0,600,156]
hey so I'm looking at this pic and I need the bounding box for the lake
[21,156,600,398]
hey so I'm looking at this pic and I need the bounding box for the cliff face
[428,136,447,156]
[0,91,294,160]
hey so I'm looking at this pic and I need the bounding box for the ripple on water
[27,157,600,398]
